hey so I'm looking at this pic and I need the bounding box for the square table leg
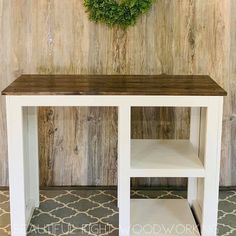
[188,107,201,206]
[200,97,223,236]
[118,105,131,236]
[6,98,39,236]
[23,107,40,209]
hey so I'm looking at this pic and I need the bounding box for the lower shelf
[130,199,200,236]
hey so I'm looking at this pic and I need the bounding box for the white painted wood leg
[118,105,131,236]
[23,107,40,208]
[117,153,120,208]
[6,98,27,236]
[23,108,36,227]
[190,107,200,154]
[188,107,200,206]
[188,178,197,206]
[201,97,223,236]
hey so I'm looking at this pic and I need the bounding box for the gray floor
[0,189,236,235]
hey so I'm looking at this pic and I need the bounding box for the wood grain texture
[0,0,13,187]
[2,74,226,96]
[229,0,236,186]
[0,0,233,187]
[38,107,117,186]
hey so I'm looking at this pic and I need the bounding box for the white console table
[2,75,227,236]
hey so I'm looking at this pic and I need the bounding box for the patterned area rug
[0,189,236,235]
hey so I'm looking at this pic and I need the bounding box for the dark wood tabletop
[1,74,227,96]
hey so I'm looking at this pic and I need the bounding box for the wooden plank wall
[229,0,236,186]
[0,0,234,186]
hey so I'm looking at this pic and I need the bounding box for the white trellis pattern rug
[0,189,236,236]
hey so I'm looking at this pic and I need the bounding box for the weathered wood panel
[229,0,236,186]
[0,0,233,186]
[39,107,118,186]
[0,0,12,186]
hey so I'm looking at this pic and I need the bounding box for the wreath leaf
[84,0,155,28]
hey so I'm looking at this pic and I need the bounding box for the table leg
[24,107,40,208]
[117,153,120,208]
[118,105,131,236]
[201,97,223,236]
[188,107,200,206]
[6,98,39,236]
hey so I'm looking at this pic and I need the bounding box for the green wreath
[84,0,155,28]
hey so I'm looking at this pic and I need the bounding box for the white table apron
[5,95,223,236]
